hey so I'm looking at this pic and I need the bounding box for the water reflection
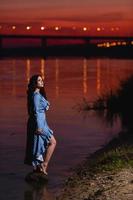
[24,185,55,200]
[26,59,31,83]
[0,58,133,200]
[83,59,87,95]
[40,59,45,80]
[55,59,59,98]
[12,60,17,96]
[26,58,46,84]
[96,59,101,96]
[1,58,133,101]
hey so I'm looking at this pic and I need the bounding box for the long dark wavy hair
[27,74,47,116]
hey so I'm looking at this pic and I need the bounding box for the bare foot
[40,162,48,175]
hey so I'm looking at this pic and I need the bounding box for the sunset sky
[0,0,133,36]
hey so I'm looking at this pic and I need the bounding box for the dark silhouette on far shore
[0,45,132,58]
[0,35,132,58]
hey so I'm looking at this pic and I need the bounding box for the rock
[25,171,48,187]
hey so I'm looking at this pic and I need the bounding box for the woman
[24,74,56,175]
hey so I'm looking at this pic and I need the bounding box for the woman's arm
[33,94,43,134]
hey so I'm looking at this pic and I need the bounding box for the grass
[92,145,133,173]
[72,139,133,181]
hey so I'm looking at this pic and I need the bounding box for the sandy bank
[56,131,133,200]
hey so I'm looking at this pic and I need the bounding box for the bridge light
[97,44,101,47]
[26,26,31,30]
[12,26,16,30]
[115,27,119,31]
[122,41,126,45]
[117,42,121,45]
[83,27,87,31]
[106,42,110,47]
[97,43,104,47]
[72,26,76,30]
[55,26,59,31]
[131,41,133,45]
[111,27,114,31]
[110,42,116,46]
[97,27,101,31]
[41,26,45,30]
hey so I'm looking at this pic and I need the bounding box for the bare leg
[41,135,56,174]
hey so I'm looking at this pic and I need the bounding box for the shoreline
[56,130,133,200]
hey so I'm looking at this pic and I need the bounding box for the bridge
[0,34,132,48]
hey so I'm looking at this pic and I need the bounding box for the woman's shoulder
[33,91,40,95]
[33,91,41,99]
[33,92,49,103]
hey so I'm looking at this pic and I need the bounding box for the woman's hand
[46,101,50,110]
[35,128,43,134]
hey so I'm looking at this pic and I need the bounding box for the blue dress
[24,91,53,167]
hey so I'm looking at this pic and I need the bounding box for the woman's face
[36,76,44,88]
